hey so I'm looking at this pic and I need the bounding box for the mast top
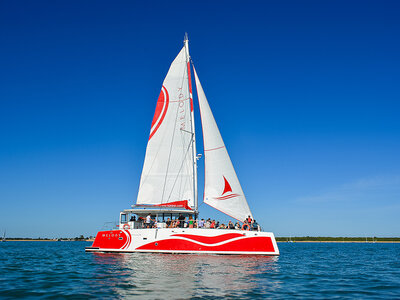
[184,32,189,43]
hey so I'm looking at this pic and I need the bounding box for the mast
[184,33,198,214]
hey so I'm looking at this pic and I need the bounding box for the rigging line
[166,132,194,202]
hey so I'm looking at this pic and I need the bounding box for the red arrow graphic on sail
[214,176,240,200]
[222,176,232,195]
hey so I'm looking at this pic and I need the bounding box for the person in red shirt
[210,220,216,229]
[247,215,252,224]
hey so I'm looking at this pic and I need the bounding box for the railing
[118,221,261,231]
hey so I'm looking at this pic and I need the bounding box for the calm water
[0,242,399,299]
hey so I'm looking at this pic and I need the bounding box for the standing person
[247,215,252,224]
[145,214,152,228]
[178,214,186,228]
[188,216,194,228]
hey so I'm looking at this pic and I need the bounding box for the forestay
[136,46,195,208]
[193,66,253,221]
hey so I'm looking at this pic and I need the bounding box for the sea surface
[0,241,399,299]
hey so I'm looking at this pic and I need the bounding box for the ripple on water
[0,242,400,298]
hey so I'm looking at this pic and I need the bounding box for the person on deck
[228,221,235,229]
[210,220,216,229]
[252,220,259,231]
[178,214,185,228]
[205,219,211,229]
[166,218,172,228]
[198,219,205,228]
[188,216,194,228]
[247,215,252,224]
[145,214,152,228]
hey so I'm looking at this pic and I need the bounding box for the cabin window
[120,214,127,224]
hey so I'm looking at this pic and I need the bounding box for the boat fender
[123,224,130,230]
[241,224,250,231]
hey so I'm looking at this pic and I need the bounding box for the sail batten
[193,66,253,222]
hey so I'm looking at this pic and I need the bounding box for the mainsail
[136,44,195,209]
[193,66,253,222]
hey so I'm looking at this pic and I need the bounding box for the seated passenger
[210,220,215,229]
[228,221,235,229]
[166,218,172,228]
[252,220,259,231]
[205,220,211,229]
[235,222,241,230]
[198,219,205,228]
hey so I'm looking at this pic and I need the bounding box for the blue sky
[0,1,399,238]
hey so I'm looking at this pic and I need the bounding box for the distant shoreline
[2,239,94,242]
[3,237,400,243]
[278,240,400,243]
[4,240,399,243]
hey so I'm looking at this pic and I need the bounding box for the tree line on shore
[4,236,400,242]
[5,235,94,241]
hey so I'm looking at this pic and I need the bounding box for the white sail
[136,46,195,209]
[193,66,253,221]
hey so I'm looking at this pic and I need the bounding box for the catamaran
[86,35,279,255]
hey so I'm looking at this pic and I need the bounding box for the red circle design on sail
[149,86,169,141]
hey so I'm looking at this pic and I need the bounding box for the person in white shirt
[198,219,205,228]
[205,219,211,229]
[145,214,152,228]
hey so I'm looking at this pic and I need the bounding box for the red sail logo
[149,86,169,141]
[214,176,240,200]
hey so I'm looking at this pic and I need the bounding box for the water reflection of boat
[86,35,279,255]
[89,253,280,298]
